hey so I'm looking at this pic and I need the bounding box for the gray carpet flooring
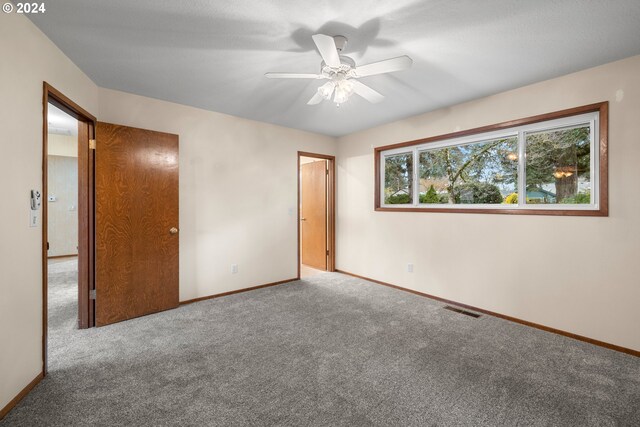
[2,259,639,426]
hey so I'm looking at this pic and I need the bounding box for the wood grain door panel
[301,161,327,270]
[95,122,179,326]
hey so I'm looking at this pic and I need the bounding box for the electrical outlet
[231,264,238,274]
[407,263,413,273]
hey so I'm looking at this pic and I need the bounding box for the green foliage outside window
[560,191,591,204]
[454,182,504,204]
[420,185,440,204]
[386,193,412,204]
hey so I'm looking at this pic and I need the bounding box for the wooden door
[301,160,327,270]
[95,122,179,326]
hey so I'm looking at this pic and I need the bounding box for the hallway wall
[47,155,78,257]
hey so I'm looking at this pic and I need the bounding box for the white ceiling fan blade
[307,91,325,105]
[312,34,341,68]
[353,55,413,77]
[351,80,385,103]
[265,73,323,79]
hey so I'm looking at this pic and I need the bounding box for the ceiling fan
[265,34,413,106]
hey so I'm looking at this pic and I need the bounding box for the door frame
[42,82,97,374]
[297,151,336,277]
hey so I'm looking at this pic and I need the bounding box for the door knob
[300,218,306,221]
[169,227,179,234]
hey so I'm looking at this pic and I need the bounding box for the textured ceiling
[27,0,640,136]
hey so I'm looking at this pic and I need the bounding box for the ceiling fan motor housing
[321,55,356,77]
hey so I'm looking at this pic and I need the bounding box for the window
[384,152,413,204]
[525,125,591,205]
[375,103,608,216]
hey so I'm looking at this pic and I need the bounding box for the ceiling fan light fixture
[340,79,354,95]
[318,81,336,100]
[333,89,348,105]
[333,80,354,105]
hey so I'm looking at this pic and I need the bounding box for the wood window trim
[374,102,608,216]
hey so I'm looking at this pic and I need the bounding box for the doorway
[43,83,96,374]
[298,152,335,279]
[47,103,80,340]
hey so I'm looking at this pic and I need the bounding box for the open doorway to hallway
[298,152,335,279]
[46,103,80,338]
[42,83,96,375]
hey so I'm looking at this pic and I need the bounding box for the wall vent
[443,305,481,318]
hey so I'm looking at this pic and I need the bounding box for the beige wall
[0,13,99,411]
[48,133,78,157]
[98,88,336,302]
[336,55,640,352]
[47,155,78,257]
[47,135,79,257]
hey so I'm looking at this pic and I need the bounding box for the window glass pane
[525,125,591,204]
[418,137,518,204]
[384,152,413,204]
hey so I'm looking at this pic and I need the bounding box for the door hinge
[90,289,96,300]
[326,249,329,255]
[89,139,96,150]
